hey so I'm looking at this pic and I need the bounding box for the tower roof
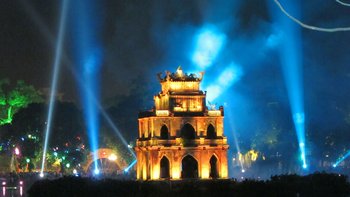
[157,67,204,82]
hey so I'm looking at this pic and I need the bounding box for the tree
[1,101,88,172]
[0,79,43,125]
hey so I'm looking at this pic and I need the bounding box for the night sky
[1,0,350,163]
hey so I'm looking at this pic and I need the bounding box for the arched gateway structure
[83,148,127,174]
[135,67,229,180]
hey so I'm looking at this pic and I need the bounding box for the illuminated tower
[135,67,229,180]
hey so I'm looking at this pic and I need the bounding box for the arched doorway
[209,155,219,178]
[160,156,170,178]
[206,124,216,139]
[181,155,198,178]
[180,123,196,140]
[160,125,169,139]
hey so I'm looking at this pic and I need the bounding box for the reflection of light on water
[0,186,23,196]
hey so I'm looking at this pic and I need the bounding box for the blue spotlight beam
[69,67,136,158]
[21,1,136,164]
[191,25,226,69]
[270,0,307,169]
[333,150,350,167]
[99,108,137,158]
[40,0,69,176]
[205,62,243,102]
[226,105,244,173]
[189,24,244,177]
[81,63,101,173]
[70,0,103,174]
[190,24,244,104]
[124,160,137,172]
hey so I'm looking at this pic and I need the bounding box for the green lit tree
[0,79,43,125]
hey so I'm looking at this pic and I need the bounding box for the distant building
[135,67,229,180]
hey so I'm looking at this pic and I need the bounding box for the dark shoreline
[27,172,350,197]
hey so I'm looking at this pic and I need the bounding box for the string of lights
[336,0,350,7]
[274,0,350,32]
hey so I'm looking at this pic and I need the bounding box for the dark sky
[1,0,350,143]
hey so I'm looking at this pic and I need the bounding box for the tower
[135,67,229,180]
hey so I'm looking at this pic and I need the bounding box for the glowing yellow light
[108,153,117,161]
[156,110,169,116]
[176,67,184,77]
[174,106,186,112]
[238,153,243,161]
[142,165,147,180]
[208,110,221,116]
[152,165,160,179]
[221,164,228,178]
[172,166,180,179]
[170,83,182,91]
[200,138,204,145]
[201,165,209,178]
[248,150,258,161]
[52,159,61,167]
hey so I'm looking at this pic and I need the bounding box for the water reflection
[1,186,24,197]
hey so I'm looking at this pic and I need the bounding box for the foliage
[0,101,87,172]
[99,126,134,165]
[0,79,43,125]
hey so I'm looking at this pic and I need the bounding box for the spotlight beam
[23,0,135,163]
[70,1,104,174]
[69,67,136,158]
[124,160,137,172]
[99,108,137,158]
[226,103,244,174]
[40,0,69,175]
[191,25,226,69]
[333,150,350,167]
[204,63,243,102]
[274,0,350,32]
[19,0,55,44]
[271,0,308,169]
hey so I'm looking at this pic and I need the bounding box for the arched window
[160,125,169,139]
[160,156,170,178]
[209,155,219,178]
[206,124,216,139]
[180,123,196,140]
[181,155,198,178]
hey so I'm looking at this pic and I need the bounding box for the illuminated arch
[83,148,127,173]
[160,156,170,178]
[206,124,216,139]
[181,154,198,178]
[160,125,169,139]
[180,123,196,140]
